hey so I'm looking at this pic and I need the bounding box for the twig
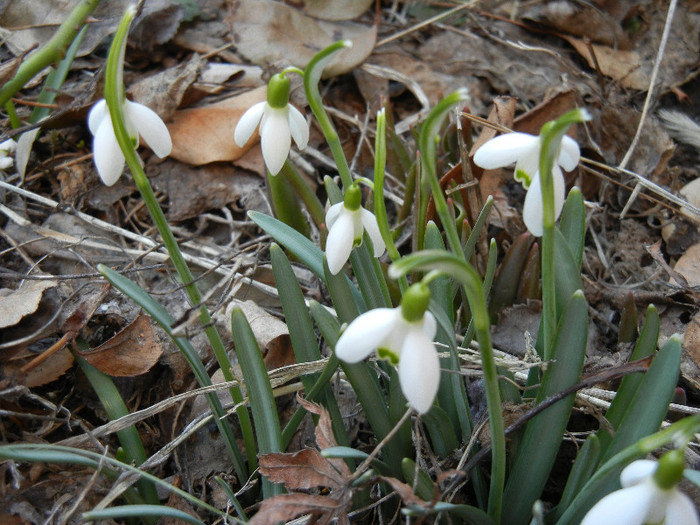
[619,0,678,218]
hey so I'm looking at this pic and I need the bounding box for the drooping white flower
[581,456,699,525]
[335,284,440,414]
[88,99,172,186]
[234,73,309,175]
[325,184,385,275]
[0,138,17,170]
[473,131,580,236]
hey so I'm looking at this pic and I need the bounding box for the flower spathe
[334,284,440,414]
[581,456,699,525]
[325,185,385,275]
[234,73,309,175]
[473,131,580,236]
[88,99,172,186]
[0,138,17,170]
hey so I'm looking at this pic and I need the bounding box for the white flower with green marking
[325,185,385,275]
[582,453,699,525]
[88,99,172,186]
[335,284,440,414]
[473,132,580,236]
[234,73,309,175]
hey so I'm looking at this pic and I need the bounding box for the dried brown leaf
[379,476,425,508]
[258,449,346,490]
[249,493,350,525]
[228,0,376,77]
[0,279,57,329]
[166,86,266,165]
[79,313,162,376]
[297,396,351,476]
[300,0,374,21]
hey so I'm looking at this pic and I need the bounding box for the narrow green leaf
[83,505,206,525]
[404,501,495,524]
[421,406,459,457]
[230,308,282,497]
[463,195,494,262]
[599,334,681,464]
[558,187,585,270]
[555,434,600,516]
[270,244,349,448]
[501,290,588,525]
[402,458,435,502]
[554,229,583,319]
[98,265,248,483]
[598,304,660,456]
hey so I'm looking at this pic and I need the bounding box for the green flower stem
[538,109,589,361]
[303,41,354,189]
[279,160,326,229]
[267,166,309,236]
[103,8,256,472]
[0,0,99,108]
[417,89,469,253]
[389,251,505,523]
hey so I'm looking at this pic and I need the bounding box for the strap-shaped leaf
[501,290,588,525]
[559,187,586,270]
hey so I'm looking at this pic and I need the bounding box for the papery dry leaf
[249,493,350,525]
[672,243,700,287]
[3,346,74,388]
[297,396,351,476]
[562,36,647,90]
[379,476,425,507]
[166,86,266,165]
[259,448,346,490]
[228,0,376,77]
[0,279,58,329]
[681,310,700,390]
[300,0,374,21]
[79,313,162,376]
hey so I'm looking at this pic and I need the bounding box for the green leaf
[555,434,600,516]
[501,290,588,525]
[98,265,248,483]
[403,501,495,524]
[554,229,583,319]
[402,458,435,501]
[597,305,660,456]
[558,187,585,270]
[421,406,459,457]
[599,334,681,465]
[83,505,206,525]
[230,308,283,497]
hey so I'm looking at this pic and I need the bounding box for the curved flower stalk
[0,138,17,169]
[234,72,309,175]
[335,283,440,414]
[325,184,385,275]
[581,450,699,525]
[473,131,580,236]
[88,98,172,186]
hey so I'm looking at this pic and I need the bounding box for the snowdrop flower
[88,99,172,186]
[473,131,580,236]
[325,184,385,275]
[581,450,699,525]
[234,73,309,175]
[0,138,17,170]
[335,283,440,414]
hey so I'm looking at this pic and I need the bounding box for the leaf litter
[2,0,700,521]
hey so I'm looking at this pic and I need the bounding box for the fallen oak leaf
[258,448,346,491]
[249,493,351,525]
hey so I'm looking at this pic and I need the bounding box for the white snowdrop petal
[326,208,355,275]
[287,104,309,150]
[665,491,700,525]
[335,308,398,363]
[620,460,657,487]
[0,157,14,169]
[360,208,386,257]
[514,146,541,185]
[234,101,266,147]
[398,326,440,414]
[558,135,581,172]
[127,101,172,158]
[0,138,17,153]
[325,202,344,230]
[88,99,108,136]
[473,133,539,169]
[522,172,545,237]
[260,108,291,175]
[421,311,438,339]
[580,483,656,525]
[93,120,126,186]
